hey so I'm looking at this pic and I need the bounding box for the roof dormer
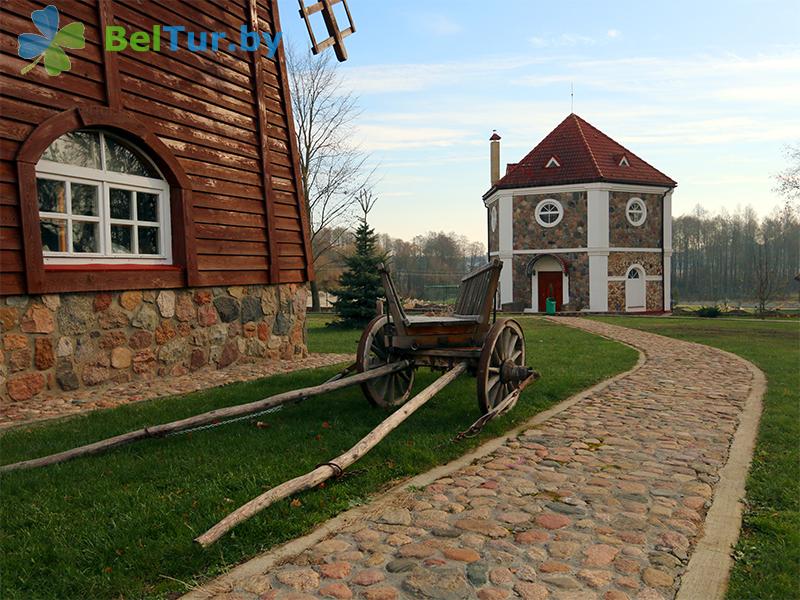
[618,155,630,167]
[545,156,560,168]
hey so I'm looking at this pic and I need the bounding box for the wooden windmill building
[0,0,354,402]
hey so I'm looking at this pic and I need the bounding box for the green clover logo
[17,5,85,76]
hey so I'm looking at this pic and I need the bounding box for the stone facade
[607,277,664,312]
[647,280,664,312]
[0,284,308,402]
[513,192,587,250]
[511,253,589,312]
[609,191,663,248]
[488,208,499,254]
[608,281,625,312]
[608,251,663,277]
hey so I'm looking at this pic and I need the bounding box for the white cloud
[354,124,471,151]
[529,33,596,48]
[420,14,463,36]
[341,56,547,94]
[607,29,621,39]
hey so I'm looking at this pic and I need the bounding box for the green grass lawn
[0,317,635,600]
[594,316,800,600]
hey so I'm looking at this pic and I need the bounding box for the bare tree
[753,234,774,316]
[287,46,373,310]
[774,143,800,201]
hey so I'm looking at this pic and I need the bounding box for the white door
[625,267,646,312]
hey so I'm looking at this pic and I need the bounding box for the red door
[538,272,563,312]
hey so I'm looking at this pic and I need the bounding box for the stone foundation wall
[1,284,308,402]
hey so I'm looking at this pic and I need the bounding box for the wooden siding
[0,0,312,295]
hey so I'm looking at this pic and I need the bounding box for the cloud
[341,56,548,94]
[420,14,463,36]
[607,29,621,39]
[354,124,472,151]
[529,33,596,48]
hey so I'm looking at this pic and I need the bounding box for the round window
[626,198,647,226]
[490,205,498,232]
[535,199,564,227]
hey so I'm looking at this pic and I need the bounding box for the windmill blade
[298,0,356,62]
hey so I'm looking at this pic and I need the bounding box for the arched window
[626,197,647,226]
[535,198,564,227]
[36,130,171,264]
[627,267,641,279]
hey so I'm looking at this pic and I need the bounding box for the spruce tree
[334,192,384,327]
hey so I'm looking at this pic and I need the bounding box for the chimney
[490,130,501,185]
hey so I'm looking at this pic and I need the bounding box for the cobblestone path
[0,353,353,428]
[198,318,756,600]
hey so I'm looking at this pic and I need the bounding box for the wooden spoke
[357,315,415,407]
[477,319,527,415]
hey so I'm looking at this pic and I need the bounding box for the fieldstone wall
[608,251,663,277]
[488,207,499,254]
[647,280,664,312]
[607,279,664,312]
[609,191,663,248]
[510,253,589,311]
[513,191,587,250]
[1,284,308,402]
[608,281,625,312]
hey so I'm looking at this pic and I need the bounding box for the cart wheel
[357,315,415,407]
[477,319,526,415]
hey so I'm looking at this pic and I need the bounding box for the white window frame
[545,156,560,168]
[36,131,171,265]
[619,155,630,167]
[625,197,647,227]
[535,198,564,228]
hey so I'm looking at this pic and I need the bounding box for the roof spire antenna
[570,82,574,113]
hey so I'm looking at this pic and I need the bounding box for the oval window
[626,197,647,226]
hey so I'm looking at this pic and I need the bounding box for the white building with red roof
[484,114,676,313]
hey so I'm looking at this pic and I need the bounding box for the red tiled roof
[486,114,676,197]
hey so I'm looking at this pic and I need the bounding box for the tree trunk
[310,279,321,312]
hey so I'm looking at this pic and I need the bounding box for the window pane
[41,131,101,169]
[137,192,159,222]
[71,183,99,216]
[104,135,159,177]
[111,224,133,254]
[138,226,159,255]
[37,178,66,213]
[72,221,99,253]
[110,188,133,220]
[40,218,67,252]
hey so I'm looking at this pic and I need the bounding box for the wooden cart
[357,259,534,414]
[3,260,538,546]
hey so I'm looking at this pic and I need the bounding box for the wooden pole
[195,362,468,547]
[0,361,412,474]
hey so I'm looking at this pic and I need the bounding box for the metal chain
[167,364,360,437]
[166,404,285,437]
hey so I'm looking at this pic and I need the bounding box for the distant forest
[313,205,799,305]
[672,202,799,304]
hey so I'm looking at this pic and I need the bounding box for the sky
[280,0,800,244]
